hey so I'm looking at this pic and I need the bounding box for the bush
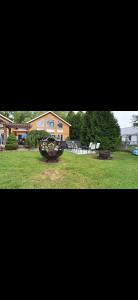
[80,111,121,151]
[5,143,18,150]
[25,130,49,148]
[5,134,18,150]
[99,136,121,151]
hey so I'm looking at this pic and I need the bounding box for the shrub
[99,136,121,151]
[81,111,121,151]
[5,134,18,150]
[5,144,18,150]
[25,130,49,148]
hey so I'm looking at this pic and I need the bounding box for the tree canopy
[66,111,84,140]
[132,115,138,127]
[81,111,121,150]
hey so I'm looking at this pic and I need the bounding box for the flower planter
[39,136,64,162]
[98,150,111,160]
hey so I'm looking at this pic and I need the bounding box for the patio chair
[89,143,93,149]
[96,143,100,150]
[89,143,96,151]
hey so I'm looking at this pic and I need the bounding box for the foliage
[13,111,33,123]
[132,115,138,127]
[54,111,69,120]
[25,130,49,148]
[80,111,121,151]
[66,111,84,140]
[0,111,14,120]
[5,134,18,150]
[0,111,70,123]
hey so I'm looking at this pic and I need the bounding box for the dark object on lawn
[98,150,112,160]
[0,145,4,151]
[39,136,64,162]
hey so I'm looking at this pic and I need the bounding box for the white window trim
[47,129,55,133]
[57,130,63,133]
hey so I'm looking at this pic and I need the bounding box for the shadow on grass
[36,156,62,164]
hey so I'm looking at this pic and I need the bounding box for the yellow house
[0,112,71,144]
[26,111,71,141]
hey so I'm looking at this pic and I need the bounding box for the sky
[75,111,138,128]
[113,111,138,128]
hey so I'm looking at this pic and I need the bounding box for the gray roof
[121,127,138,136]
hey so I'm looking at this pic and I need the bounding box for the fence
[66,140,81,150]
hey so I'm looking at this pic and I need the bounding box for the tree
[132,115,138,127]
[25,130,49,148]
[80,111,121,151]
[0,111,14,120]
[13,111,33,123]
[0,111,70,123]
[54,111,69,120]
[5,134,18,150]
[66,111,84,140]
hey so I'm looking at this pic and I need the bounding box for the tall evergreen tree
[81,111,121,150]
[54,111,68,120]
[66,111,84,140]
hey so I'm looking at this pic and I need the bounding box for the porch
[0,115,31,146]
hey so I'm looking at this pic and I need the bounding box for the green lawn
[0,150,138,189]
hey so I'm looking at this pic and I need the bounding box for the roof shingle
[121,127,138,136]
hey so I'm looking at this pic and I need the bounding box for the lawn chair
[89,143,96,152]
[89,143,93,149]
[96,143,100,150]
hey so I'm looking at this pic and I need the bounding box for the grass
[0,150,138,189]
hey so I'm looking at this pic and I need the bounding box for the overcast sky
[75,111,138,128]
[113,111,138,128]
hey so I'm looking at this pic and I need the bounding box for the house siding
[0,112,70,142]
[28,112,70,140]
[121,127,138,145]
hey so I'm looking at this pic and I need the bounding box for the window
[47,120,54,129]
[58,121,63,128]
[36,120,45,129]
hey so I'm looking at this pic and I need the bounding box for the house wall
[0,113,70,142]
[122,135,138,144]
[28,112,70,140]
[131,135,138,143]
[11,129,28,137]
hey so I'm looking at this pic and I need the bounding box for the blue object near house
[132,149,138,156]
